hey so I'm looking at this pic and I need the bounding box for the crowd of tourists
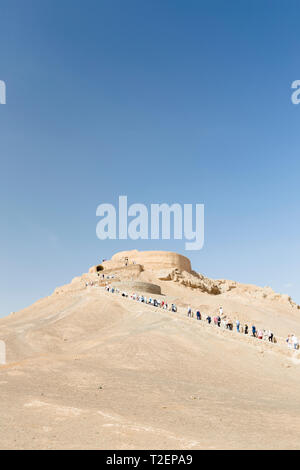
[187,305,276,343]
[86,278,300,351]
[104,285,178,312]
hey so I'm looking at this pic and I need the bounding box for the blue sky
[0,0,300,317]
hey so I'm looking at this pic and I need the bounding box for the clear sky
[0,0,300,317]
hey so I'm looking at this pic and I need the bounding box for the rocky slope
[0,250,299,449]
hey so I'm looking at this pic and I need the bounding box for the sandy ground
[0,268,300,450]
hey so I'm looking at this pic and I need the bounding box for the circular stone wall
[111,281,161,295]
[111,250,191,273]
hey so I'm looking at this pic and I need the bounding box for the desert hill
[0,250,300,450]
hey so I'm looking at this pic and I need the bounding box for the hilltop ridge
[54,250,298,310]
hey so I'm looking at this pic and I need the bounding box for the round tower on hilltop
[89,250,192,274]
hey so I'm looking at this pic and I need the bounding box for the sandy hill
[0,250,300,450]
